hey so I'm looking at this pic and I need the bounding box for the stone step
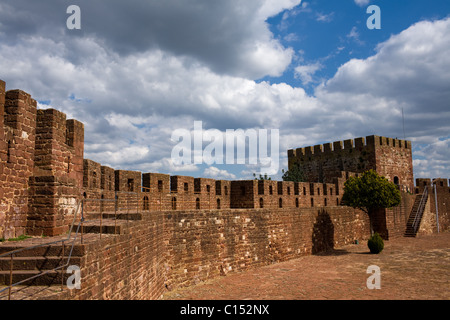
[0,243,86,258]
[79,219,127,235]
[0,270,71,286]
[86,212,143,221]
[0,256,82,271]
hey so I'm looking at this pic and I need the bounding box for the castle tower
[288,135,414,192]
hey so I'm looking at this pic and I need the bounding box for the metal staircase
[404,186,428,237]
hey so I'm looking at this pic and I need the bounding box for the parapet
[288,135,411,159]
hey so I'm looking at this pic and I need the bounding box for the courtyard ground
[162,232,450,300]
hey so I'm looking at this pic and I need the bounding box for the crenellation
[355,137,365,149]
[0,79,448,300]
[323,143,332,153]
[343,139,354,150]
[0,78,448,257]
[333,140,343,151]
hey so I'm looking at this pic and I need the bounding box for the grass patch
[0,234,32,242]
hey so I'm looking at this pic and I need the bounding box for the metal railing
[411,186,428,234]
[0,187,223,299]
[0,199,84,300]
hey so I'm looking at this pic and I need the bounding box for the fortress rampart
[0,79,449,300]
[1,79,448,240]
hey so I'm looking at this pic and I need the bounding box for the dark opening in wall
[217,198,221,209]
[216,181,221,195]
[258,180,264,195]
[279,198,283,208]
[184,182,189,192]
[93,172,97,188]
[172,197,177,210]
[311,198,314,207]
[224,186,228,195]
[295,198,299,208]
[241,186,246,195]
[7,140,11,163]
[269,186,273,195]
[394,176,399,185]
[128,179,134,192]
[260,198,264,208]
[196,198,200,209]
[143,196,149,210]
[158,180,163,192]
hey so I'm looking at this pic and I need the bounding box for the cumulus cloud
[294,62,323,85]
[203,167,237,180]
[0,2,449,181]
[0,0,301,79]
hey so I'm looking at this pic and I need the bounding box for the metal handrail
[412,186,428,234]
[0,198,85,299]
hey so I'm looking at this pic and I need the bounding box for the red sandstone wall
[288,135,414,191]
[60,206,369,300]
[414,178,450,233]
[0,85,37,239]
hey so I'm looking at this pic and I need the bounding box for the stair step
[86,212,143,221]
[80,219,126,234]
[0,270,71,286]
[0,256,81,271]
[0,243,86,258]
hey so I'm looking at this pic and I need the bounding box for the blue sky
[264,0,450,93]
[0,0,449,182]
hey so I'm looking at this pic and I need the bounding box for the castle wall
[0,85,37,238]
[61,206,370,300]
[27,108,84,236]
[288,135,414,191]
[415,178,450,233]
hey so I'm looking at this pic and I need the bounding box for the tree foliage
[253,173,272,180]
[341,169,401,215]
[282,164,305,182]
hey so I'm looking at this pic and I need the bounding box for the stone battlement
[288,135,414,191]
[0,79,448,240]
[288,135,411,158]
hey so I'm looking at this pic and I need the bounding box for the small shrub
[367,232,384,254]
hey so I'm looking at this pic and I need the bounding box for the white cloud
[203,167,237,180]
[354,0,370,7]
[0,3,449,181]
[316,12,334,23]
[294,62,323,85]
[347,26,364,45]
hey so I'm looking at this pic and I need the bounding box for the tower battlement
[288,135,414,191]
[288,135,411,158]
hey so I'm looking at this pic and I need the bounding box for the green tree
[281,163,305,182]
[253,173,272,180]
[341,170,401,236]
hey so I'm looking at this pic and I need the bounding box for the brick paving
[162,232,450,300]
